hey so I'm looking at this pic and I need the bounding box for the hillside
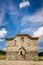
[0,50,6,60]
[38,52,43,56]
[0,50,6,55]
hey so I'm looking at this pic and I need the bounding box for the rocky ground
[0,60,43,65]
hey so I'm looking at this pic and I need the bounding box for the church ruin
[6,34,39,60]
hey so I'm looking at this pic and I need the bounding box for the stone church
[6,34,39,60]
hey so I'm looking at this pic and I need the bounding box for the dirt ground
[0,60,43,65]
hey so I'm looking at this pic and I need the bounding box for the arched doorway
[18,46,26,60]
[20,51,22,55]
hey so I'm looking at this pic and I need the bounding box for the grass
[0,54,43,61]
[38,56,43,61]
[0,54,6,60]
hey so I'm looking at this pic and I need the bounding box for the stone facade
[6,34,39,61]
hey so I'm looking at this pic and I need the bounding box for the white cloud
[20,28,35,35]
[29,9,43,22]
[3,47,6,51]
[21,8,43,26]
[7,0,19,16]
[19,1,30,8]
[0,28,7,38]
[39,46,43,50]
[39,36,43,42]
[21,28,30,34]
[33,27,43,37]
[0,46,6,51]
[33,27,43,42]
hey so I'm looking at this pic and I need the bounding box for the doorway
[20,51,22,55]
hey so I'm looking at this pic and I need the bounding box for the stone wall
[6,34,39,61]
[6,51,38,60]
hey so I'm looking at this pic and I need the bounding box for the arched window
[14,40,16,45]
[14,40,16,42]
[21,37,24,42]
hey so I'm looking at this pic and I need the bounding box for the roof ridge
[6,34,39,40]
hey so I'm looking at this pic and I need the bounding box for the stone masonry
[6,34,39,61]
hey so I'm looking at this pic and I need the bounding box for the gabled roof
[6,34,39,41]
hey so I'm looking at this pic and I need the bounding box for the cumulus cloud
[29,9,43,22]
[33,27,43,42]
[33,27,43,37]
[21,8,43,26]
[0,28,7,38]
[19,1,30,8]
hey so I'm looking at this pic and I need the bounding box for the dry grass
[0,54,43,65]
[0,54,6,60]
[38,56,43,61]
[0,60,43,65]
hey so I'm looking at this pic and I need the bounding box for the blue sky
[0,0,43,52]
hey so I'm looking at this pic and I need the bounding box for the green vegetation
[38,56,43,61]
[0,54,6,60]
[0,50,6,60]
[38,52,43,61]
